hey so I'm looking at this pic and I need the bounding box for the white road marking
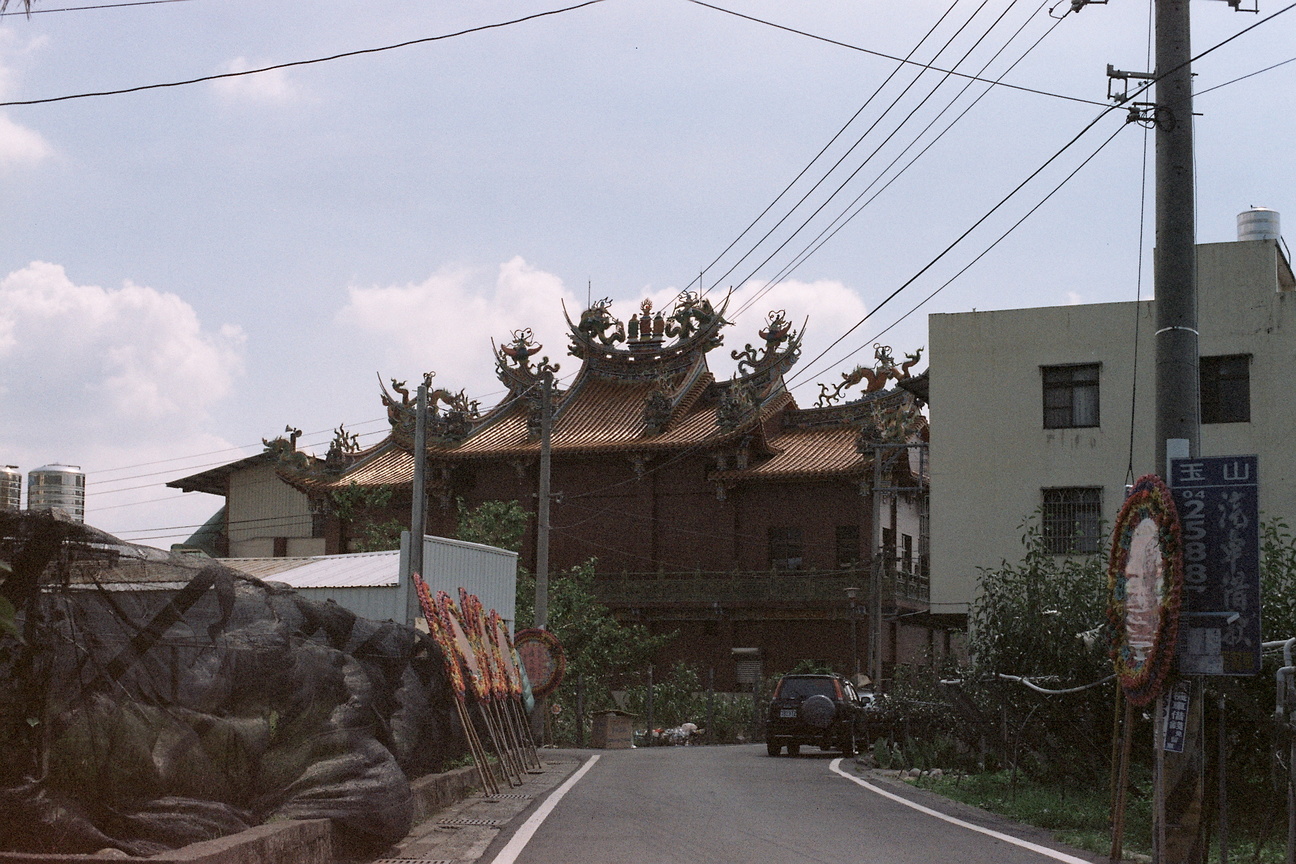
[486,755,601,864]
[829,759,1095,864]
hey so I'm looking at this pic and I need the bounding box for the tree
[328,482,404,552]
[514,560,670,682]
[455,498,528,553]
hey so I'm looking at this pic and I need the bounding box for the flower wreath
[513,628,567,698]
[1107,473,1185,705]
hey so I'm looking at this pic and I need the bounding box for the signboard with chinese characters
[1169,455,1260,675]
[1162,679,1193,753]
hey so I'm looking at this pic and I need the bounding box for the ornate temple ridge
[268,294,927,494]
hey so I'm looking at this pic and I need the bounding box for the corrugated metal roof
[220,549,401,588]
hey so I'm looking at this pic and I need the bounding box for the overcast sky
[0,0,1290,547]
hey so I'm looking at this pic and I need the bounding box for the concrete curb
[0,819,333,864]
[409,765,483,823]
[0,766,484,864]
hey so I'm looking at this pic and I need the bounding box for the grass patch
[911,769,1152,860]
[904,769,1291,864]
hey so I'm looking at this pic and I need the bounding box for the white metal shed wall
[399,531,518,630]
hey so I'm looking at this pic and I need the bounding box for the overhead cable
[0,0,190,15]
[0,0,607,107]
[734,3,1062,319]
[674,0,968,301]
[704,0,1020,301]
[683,0,1109,107]
[787,120,1130,393]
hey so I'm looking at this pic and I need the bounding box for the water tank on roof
[0,465,20,512]
[1238,207,1281,242]
[27,463,86,523]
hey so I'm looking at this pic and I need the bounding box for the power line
[683,0,1109,108]
[733,3,1062,320]
[88,417,388,476]
[785,0,1296,388]
[0,0,608,108]
[788,120,1130,396]
[704,0,1022,302]
[0,0,190,15]
[1197,54,1296,97]
[672,0,968,301]
[785,105,1125,389]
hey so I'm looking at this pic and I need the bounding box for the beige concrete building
[168,452,326,558]
[929,232,1296,611]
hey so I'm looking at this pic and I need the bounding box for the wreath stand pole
[499,697,535,771]
[513,697,543,770]
[480,701,522,786]
[492,699,526,784]
[456,696,499,797]
[1110,696,1134,863]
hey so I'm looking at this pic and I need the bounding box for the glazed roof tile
[710,425,866,482]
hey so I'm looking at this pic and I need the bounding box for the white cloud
[338,256,580,400]
[0,30,52,168]
[0,110,49,168]
[210,56,300,103]
[339,262,894,409]
[0,262,247,545]
[0,261,245,439]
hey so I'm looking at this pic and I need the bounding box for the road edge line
[828,759,1095,864]
[486,754,601,864]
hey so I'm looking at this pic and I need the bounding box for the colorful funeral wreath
[513,628,567,698]
[1107,473,1185,706]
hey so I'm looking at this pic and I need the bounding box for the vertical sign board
[1169,456,1261,676]
[1162,679,1192,753]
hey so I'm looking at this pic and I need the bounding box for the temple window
[768,527,804,571]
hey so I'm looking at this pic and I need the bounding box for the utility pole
[407,381,428,627]
[531,370,553,740]
[1152,2,1202,861]
[535,370,553,631]
[870,447,884,690]
[1153,0,1199,476]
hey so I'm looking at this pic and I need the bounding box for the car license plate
[780,708,797,718]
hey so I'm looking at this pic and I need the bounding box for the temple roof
[270,297,926,493]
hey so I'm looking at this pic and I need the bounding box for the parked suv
[765,673,865,757]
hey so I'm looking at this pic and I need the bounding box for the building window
[1043,364,1100,429]
[1041,487,1103,554]
[1200,354,1250,424]
[836,525,861,569]
[768,527,803,571]
[902,534,914,575]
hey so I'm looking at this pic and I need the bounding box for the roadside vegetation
[865,517,1296,862]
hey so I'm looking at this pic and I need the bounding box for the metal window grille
[1042,364,1100,429]
[768,527,803,571]
[835,525,861,568]
[1200,354,1251,424]
[1041,487,1103,554]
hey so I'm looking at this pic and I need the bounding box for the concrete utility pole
[1152,2,1203,861]
[1153,0,1199,475]
[535,370,553,631]
[407,382,428,627]
[870,448,884,689]
[531,371,554,741]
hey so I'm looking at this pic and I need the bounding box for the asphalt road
[480,745,1104,864]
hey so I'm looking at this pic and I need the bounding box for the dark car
[765,673,865,757]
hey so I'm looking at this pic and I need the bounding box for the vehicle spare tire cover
[799,694,836,729]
